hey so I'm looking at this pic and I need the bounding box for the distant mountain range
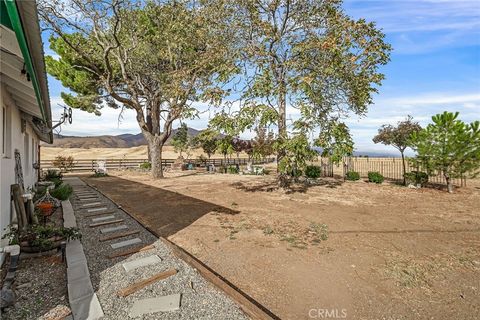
[45,128,202,148]
[44,130,399,157]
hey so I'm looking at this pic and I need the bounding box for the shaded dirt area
[83,171,480,320]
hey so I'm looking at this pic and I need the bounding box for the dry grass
[41,146,249,160]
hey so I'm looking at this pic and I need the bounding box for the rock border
[62,199,104,320]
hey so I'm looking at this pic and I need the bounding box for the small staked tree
[53,155,75,172]
[410,111,480,193]
[171,123,189,157]
[40,0,235,178]
[193,129,218,159]
[373,116,422,185]
[217,136,234,162]
[251,126,275,160]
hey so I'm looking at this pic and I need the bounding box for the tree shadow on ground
[231,177,343,194]
[84,175,239,238]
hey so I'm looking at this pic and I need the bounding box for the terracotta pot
[36,202,54,217]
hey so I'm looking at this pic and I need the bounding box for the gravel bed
[67,177,248,319]
[1,253,70,320]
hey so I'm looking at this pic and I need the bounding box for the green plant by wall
[368,171,384,184]
[346,171,360,181]
[139,162,152,170]
[45,169,63,180]
[50,184,73,200]
[305,165,321,179]
[2,224,82,251]
[404,171,428,186]
[227,165,239,174]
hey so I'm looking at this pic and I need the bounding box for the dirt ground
[82,170,480,320]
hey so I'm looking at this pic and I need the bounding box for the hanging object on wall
[50,105,73,133]
[14,150,24,191]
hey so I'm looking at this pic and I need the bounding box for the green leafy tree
[217,136,234,162]
[39,0,234,178]
[410,112,480,193]
[193,129,218,159]
[373,116,422,185]
[210,0,391,173]
[171,123,189,157]
[277,133,318,185]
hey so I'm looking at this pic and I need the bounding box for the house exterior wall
[0,85,41,245]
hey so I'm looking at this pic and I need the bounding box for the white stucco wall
[0,85,41,245]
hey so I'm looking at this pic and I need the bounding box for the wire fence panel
[336,157,466,187]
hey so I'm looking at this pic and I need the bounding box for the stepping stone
[111,238,142,249]
[77,196,98,199]
[101,225,128,234]
[85,210,116,218]
[129,294,181,317]
[100,230,140,242]
[122,255,162,272]
[91,215,115,223]
[89,219,124,228]
[81,202,103,208]
[87,207,108,212]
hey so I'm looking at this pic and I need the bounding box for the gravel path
[65,177,248,320]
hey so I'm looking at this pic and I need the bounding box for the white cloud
[49,90,479,156]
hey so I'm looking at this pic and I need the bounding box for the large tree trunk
[277,81,287,171]
[445,173,453,193]
[149,140,164,178]
[144,132,164,179]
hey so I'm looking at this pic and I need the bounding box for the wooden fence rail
[40,157,276,172]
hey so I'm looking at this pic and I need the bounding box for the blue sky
[46,0,480,155]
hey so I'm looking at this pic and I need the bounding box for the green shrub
[45,169,62,180]
[50,177,63,188]
[404,171,428,186]
[346,171,360,181]
[368,171,384,184]
[50,184,73,200]
[139,162,151,170]
[91,172,108,178]
[227,165,239,174]
[290,168,303,177]
[33,186,47,202]
[305,165,321,179]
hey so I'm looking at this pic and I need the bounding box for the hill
[44,128,202,148]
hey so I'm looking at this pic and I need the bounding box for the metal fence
[335,157,467,186]
[40,157,276,173]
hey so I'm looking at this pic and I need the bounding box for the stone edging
[62,200,104,320]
